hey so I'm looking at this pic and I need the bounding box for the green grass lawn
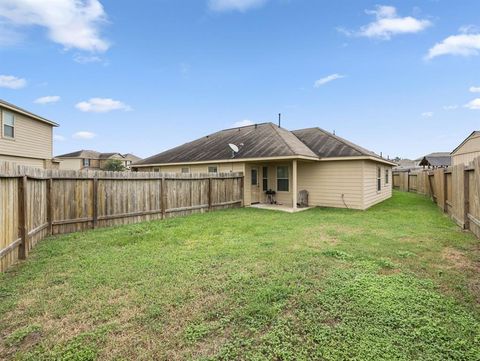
[1,191,479,360]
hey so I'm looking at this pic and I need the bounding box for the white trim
[133,155,319,168]
[133,155,396,168]
[319,156,397,166]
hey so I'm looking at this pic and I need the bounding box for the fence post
[161,177,166,219]
[208,177,212,211]
[464,167,470,230]
[92,178,98,229]
[443,170,448,213]
[18,176,28,259]
[240,175,245,207]
[46,178,53,235]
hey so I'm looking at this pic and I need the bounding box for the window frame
[181,167,190,174]
[2,110,15,139]
[208,165,218,173]
[83,158,91,167]
[385,168,389,184]
[251,168,258,186]
[377,166,382,192]
[262,166,268,191]
[276,165,289,192]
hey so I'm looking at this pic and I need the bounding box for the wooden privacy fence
[393,157,480,239]
[0,161,244,272]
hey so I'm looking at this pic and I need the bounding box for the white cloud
[0,0,109,52]
[314,74,345,87]
[75,98,131,113]
[54,134,66,141]
[34,95,60,104]
[73,131,96,139]
[443,105,458,110]
[421,111,434,118]
[0,75,26,89]
[465,98,480,110]
[426,32,480,59]
[351,5,431,40]
[73,54,103,64]
[233,119,254,127]
[469,86,480,93]
[208,0,267,12]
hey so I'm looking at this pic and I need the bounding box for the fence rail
[393,157,480,239]
[0,161,244,272]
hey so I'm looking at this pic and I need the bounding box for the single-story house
[417,152,451,168]
[132,122,395,210]
[392,159,422,172]
[56,150,142,170]
[0,98,59,168]
[451,131,480,166]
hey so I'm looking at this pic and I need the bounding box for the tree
[103,159,126,172]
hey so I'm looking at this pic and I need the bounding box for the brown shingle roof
[135,123,394,166]
[292,127,381,159]
[135,123,317,165]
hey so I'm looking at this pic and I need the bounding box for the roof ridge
[269,123,298,156]
[221,122,272,132]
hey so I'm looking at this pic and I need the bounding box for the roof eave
[319,156,397,166]
[132,155,320,167]
[0,100,59,127]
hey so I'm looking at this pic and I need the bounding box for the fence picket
[393,157,480,239]
[0,161,244,272]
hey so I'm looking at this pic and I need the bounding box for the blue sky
[0,0,479,159]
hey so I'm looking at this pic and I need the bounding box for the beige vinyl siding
[58,158,83,170]
[244,162,294,206]
[0,108,53,160]
[452,133,480,166]
[362,160,392,209]
[297,160,364,209]
[452,153,480,166]
[0,154,45,168]
[146,163,244,174]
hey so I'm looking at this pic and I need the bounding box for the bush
[102,159,125,172]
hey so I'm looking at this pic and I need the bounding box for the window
[83,158,90,167]
[385,168,389,184]
[3,111,14,138]
[208,165,218,173]
[181,167,190,173]
[262,166,268,191]
[153,167,160,172]
[277,166,289,192]
[251,168,258,185]
[377,166,381,191]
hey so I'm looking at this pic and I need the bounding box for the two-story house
[0,99,59,168]
[56,150,142,170]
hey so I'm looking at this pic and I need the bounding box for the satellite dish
[228,143,239,153]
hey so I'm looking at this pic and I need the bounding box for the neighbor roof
[417,152,451,167]
[135,123,318,165]
[0,99,58,127]
[56,150,124,160]
[135,122,393,166]
[124,153,142,162]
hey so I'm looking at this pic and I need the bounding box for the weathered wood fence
[0,161,244,272]
[393,157,480,239]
